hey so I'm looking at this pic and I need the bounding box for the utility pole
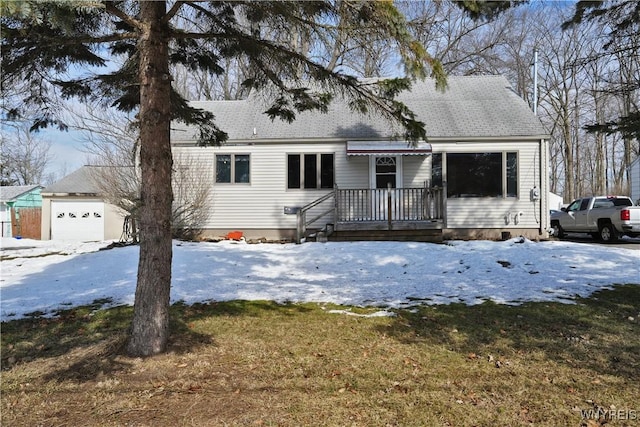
[532,49,538,115]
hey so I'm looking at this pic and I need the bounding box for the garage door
[51,201,105,241]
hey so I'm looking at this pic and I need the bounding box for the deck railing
[295,186,444,243]
[336,187,444,223]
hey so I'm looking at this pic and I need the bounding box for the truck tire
[551,221,564,238]
[598,222,618,243]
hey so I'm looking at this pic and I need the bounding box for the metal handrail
[295,190,336,243]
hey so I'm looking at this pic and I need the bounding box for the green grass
[2,285,639,426]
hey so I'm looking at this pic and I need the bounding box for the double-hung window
[216,154,250,184]
[432,152,518,198]
[287,153,334,189]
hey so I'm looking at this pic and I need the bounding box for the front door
[369,156,402,220]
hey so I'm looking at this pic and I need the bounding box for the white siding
[630,158,640,204]
[340,155,369,188]
[402,156,431,187]
[1,203,11,237]
[174,142,354,231]
[437,141,546,230]
[174,139,548,236]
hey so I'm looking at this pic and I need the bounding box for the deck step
[329,229,443,243]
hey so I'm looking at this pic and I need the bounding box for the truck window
[567,200,582,212]
[612,198,632,206]
[579,199,590,210]
[593,199,614,209]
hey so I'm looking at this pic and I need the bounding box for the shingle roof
[42,166,101,194]
[171,75,549,143]
[43,165,136,195]
[0,185,42,202]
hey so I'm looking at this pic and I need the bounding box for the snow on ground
[1,237,638,321]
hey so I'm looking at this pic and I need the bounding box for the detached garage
[50,200,106,241]
[41,166,127,242]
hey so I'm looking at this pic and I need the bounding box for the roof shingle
[171,75,549,143]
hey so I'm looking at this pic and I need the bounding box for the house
[630,156,640,205]
[0,185,43,238]
[171,75,551,242]
[40,166,128,241]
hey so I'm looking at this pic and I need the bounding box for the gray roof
[0,185,42,202]
[171,75,549,143]
[43,166,101,194]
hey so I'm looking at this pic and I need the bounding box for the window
[375,157,397,189]
[567,199,588,212]
[216,154,250,183]
[431,153,442,187]
[506,152,518,197]
[287,153,334,189]
[446,152,518,198]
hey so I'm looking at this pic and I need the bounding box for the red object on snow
[226,231,243,240]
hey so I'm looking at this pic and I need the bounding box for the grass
[1,285,639,426]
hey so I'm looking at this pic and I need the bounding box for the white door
[369,156,402,220]
[51,201,105,241]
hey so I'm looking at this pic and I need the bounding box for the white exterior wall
[174,138,548,240]
[1,203,11,237]
[435,140,548,234]
[402,156,431,187]
[630,158,640,204]
[174,142,359,235]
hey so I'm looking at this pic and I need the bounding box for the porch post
[387,182,392,231]
[296,209,305,244]
[442,180,447,227]
[333,186,339,230]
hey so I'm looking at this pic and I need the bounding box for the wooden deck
[296,186,445,243]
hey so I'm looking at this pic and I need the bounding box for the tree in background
[67,102,223,243]
[2,0,459,356]
[0,126,52,186]
[563,0,639,192]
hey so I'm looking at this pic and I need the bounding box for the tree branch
[103,0,142,31]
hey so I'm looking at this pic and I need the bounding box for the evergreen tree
[2,0,506,356]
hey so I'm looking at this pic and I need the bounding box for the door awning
[346,141,432,156]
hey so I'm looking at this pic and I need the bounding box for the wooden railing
[336,187,444,223]
[295,186,444,243]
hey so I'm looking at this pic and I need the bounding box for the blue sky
[42,128,87,182]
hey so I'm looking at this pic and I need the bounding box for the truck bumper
[621,224,640,237]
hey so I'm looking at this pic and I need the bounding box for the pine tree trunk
[127,1,173,357]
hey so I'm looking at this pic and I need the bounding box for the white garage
[41,166,127,242]
[51,200,105,241]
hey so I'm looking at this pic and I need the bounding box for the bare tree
[171,152,213,240]
[67,103,213,241]
[0,126,52,185]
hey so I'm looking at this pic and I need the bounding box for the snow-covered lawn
[1,237,638,321]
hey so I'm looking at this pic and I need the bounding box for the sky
[42,128,87,182]
[1,237,638,322]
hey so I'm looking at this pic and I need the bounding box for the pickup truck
[550,196,640,242]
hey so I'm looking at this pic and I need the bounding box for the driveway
[550,234,640,250]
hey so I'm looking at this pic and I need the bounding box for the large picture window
[446,152,518,198]
[287,153,334,189]
[216,154,250,183]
